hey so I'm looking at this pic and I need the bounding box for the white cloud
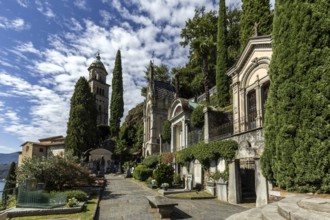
[99,10,113,27]
[74,0,88,10]
[0,17,30,31]
[17,0,29,7]
[15,42,40,54]
[35,1,55,18]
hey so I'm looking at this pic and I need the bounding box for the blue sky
[0,0,274,154]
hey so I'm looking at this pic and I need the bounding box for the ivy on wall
[176,139,238,168]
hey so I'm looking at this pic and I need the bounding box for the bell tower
[88,53,110,125]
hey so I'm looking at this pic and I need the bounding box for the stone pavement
[96,174,248,220]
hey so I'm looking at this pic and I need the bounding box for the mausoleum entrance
[239,158,256,203]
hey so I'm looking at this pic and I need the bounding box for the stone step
[278,196,330,220]
[226,207,263,220]
[261,202,285,220]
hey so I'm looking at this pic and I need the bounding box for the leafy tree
[110,50,124,138]
[119,103,144,155]
[16,154,92,191]
[2,162,16,203]
[66,77,98,157]
[239,0,272,53]
[261,1,330,192]
[216,0,230,107]
[180,7,218,105]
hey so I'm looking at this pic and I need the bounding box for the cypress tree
[2,162,16,203]
[216,0,230,107]
[66,77,98,157]
[109,50,124,138]
[239,0,272,53]
[261,1,330,192]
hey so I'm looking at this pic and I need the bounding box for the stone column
[181,119,185,149]
[203,107,209,144]
[255,159,268,207]
[239,89,246,132]
[228,160,241,204]
[255,81,262,128]
[171,124,175,152]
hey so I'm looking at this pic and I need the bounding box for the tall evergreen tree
[2,162,16,203]
[239,0,272,53]
[216,0,230,107]
[261,1,330,192]
[66,77,98,157]
[109,50,124,138]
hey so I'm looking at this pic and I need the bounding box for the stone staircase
[227,196,330,220]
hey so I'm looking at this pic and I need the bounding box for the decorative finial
[253,22,259,37]
[96,52,101,60]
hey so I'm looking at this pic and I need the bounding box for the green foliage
[180,7,218,104]
[133,164,153,181]
[2,162,16,196]
[216,0,230,107]
[97,125,110,141]
[142,155,160,169]
[67,197,79,207]
[226,5,241,67]
[16,154,92,191]
[173,173,182,185]
[63,190,88,202]
[110,50,124,138]
[176,140,238,168]
[239,0,272,53]
[191,105,204,128]
[2,162,16,206]
[120,103,144,156]
[153,164,174,187]
[66,77,98,157]
[161,120,171,143]
[261,1,330,193]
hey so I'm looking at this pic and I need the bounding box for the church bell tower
[88,53,110,125]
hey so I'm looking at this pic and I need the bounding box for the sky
[0,0,275,154]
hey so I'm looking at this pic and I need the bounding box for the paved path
[97,174,248,220]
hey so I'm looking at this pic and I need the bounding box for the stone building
[88,53,110,125]
[18,135,65,167]
[143,61,176,157]
[226,35,271,207]
[164,35,272,207]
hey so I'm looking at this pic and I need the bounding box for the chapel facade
[143,61,176,157]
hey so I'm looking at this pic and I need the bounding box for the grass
[9,198,98,220]
[166,191,214,199]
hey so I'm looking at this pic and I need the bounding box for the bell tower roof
[88,52,107,74]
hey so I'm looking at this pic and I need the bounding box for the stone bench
[146,196,178,218]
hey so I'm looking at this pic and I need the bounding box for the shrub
[173,173,182,185]
[153,164,174,187]
[63,190,88,202]
[142,155,160,169]
[133,164,153,181]
[161,120,171,143]
[67,197,79,207]
[191,105,204,128]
